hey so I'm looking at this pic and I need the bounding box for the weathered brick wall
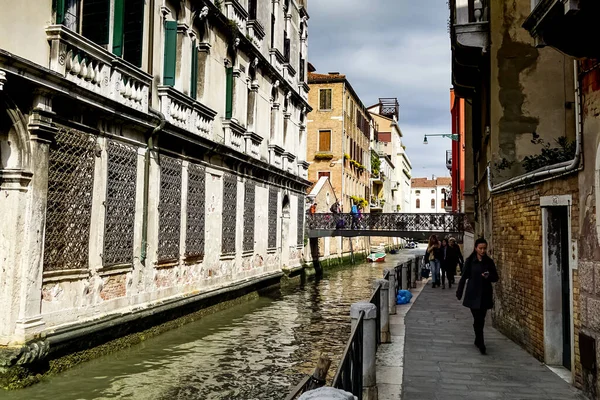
[99,273,127,300]
[491,175,581,385]
[578,62,600,398]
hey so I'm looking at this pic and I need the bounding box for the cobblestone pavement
[402,281,587,400]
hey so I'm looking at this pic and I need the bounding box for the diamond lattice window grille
[268,188,278,250]
[243,181,256,253]
[158,155,182,263]
[222,173,238,255]
[43,128,96,272]
[103,140,138,267]
[186,163,206,261]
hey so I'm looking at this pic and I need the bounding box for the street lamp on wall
[423,134,460,144]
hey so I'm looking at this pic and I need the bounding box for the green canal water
[3,249,422,400]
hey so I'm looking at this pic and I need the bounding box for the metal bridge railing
[306,212,471,234]
[332,310,364,399]
[369,285,381,346]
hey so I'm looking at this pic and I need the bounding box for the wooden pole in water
[306,353,332,391]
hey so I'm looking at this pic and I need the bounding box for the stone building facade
[306,71,373,212]
[524,1,600,398]
[408,177,451,214]
[450,0,585,391]
[0,0,310,381]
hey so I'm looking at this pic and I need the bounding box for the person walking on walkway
[446,237,464,284]
[456,238,498,355]
[440,238,450,289]
[425,235,442,288]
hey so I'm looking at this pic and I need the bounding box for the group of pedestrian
[425,234,499,355]
[425,234,463,289]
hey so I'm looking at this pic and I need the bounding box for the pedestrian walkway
[399,281,587,400]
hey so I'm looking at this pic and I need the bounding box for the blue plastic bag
[396,290,413,305]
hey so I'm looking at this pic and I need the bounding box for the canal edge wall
[0,271,283,390]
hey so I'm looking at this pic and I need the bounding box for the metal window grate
[185,163,205,261]
[222,173,237,255]
[103,140,137,267]
[297,195,304,246]
[158,155,182,263]
[243,181,255,253]
[43,127,96,271]
[267,188,278,249]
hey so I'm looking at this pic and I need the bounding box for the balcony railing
[224,0,248,35]
[47,25,151,113]
[158,86,217,140]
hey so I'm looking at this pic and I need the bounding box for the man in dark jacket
[446,237,464,284]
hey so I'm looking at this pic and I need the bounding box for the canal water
[4,249,422,400]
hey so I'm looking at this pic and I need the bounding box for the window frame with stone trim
[319,88,332,111]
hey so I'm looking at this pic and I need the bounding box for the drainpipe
[141,108,166,264]
[487,60,583,194]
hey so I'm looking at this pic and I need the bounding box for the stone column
[402,263,409,290]
[350,301,378,400]
[374,279,390,343]
[384,268,396,315]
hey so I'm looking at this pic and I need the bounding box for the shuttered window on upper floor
[318,130,331,152]
[121,0,145,67]
[55,0,144,67]
[163,20,177,86]
[82,0,110,46]
[225,67,234,119]
[319,89,332,111]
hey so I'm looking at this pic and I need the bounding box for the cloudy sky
[308,0,452,180]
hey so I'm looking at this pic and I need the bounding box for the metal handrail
[285,375,312,400]
[369,285,381,346]
[332,310,364,399]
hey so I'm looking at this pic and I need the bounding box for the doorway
[542,200,572,372]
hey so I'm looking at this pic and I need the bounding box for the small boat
[367,252,386,262]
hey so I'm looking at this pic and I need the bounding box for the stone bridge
[306,213,472,243]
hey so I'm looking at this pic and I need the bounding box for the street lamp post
[423,134,460,144]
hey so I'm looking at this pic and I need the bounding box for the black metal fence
[332,311,364,399]
[285,375,312,400]
[369,285,381,346]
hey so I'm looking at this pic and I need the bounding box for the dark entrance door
[548,206,571,370]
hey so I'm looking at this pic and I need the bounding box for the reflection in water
[4,251,419,400]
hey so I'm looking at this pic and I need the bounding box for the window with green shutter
[319,89,332,111]
[55,0,65,24]
[225,67,233,119]
[112,0,124,57]
[82,0,110,46]
[122,0,145,67]
[190,40,198,100]
[163,20,177,86]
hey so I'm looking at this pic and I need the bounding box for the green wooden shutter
[225,67,233,119]
[82,0,110,46]
[123,0,145,67]
[112,0,124,57]
[190,40,198,100]
[163,21,177,86]
[56,0,65,24]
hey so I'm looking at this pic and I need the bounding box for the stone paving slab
[401,281,588,400]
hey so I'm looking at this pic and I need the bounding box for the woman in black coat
[456,238,498,354]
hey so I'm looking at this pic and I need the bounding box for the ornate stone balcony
[224,0,248,35]
[283,152,296,175]
[298,161,309,180]
[157,86,217,139]
[244,131,263,159]
[222,119,245,151]
[269,49,285,75]
[46,25,151,113]
[247,20,265,50]
[268,144,284,169]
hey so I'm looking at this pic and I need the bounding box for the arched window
[416,199,420,209]
[431,199,435,209]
